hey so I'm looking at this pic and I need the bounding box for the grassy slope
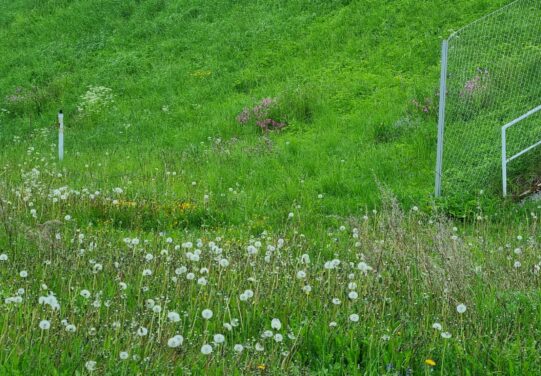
[3,1,541,375]
[0,0,512,229]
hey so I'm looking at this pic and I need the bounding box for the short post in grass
[58,110,64,161]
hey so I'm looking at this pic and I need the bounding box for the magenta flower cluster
[460,67,490,98]
[236,97,286,131]
[411,97,432,114]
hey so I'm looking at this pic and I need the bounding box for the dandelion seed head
[349,314,360,323]
[167,335,184,348]
[213,333,225,344]
[202,309,213,320]
[85,360,97,371]
[201,344,213,355]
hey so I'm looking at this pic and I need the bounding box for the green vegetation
[1,0,541,374]
[0,0,513,221]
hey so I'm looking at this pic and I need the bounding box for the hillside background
[0,0,513,228]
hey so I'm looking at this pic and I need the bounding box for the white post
[58,110,64,161]
[435,40,449,197]
[502,127,507,197]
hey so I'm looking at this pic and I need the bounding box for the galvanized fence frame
[435,0,541,198]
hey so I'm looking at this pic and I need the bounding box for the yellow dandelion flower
[257,364,266,370]
[191,70,212,78]
[117,200,137,207]
[178,202,194,211]
[425,359,436,367]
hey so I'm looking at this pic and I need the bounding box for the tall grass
[1,154,540,374]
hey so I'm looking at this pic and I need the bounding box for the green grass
[2,0,541,374]
[0,0,513,219]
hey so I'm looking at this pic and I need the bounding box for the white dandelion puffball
[234,344,244,353]
[432,323,442,331]
[167,311,181,322]
[456,304,467,314]
[0,254,7,261]
[357,262,372,273]
[213,334,225,344]
[201,344,213,355]
[441,332,452,339]
[349,314,360,323]
[348,291,358,300]
[66,324,76,333]
[137,327,148,336]
[19,270,28,278]
[167,335,184,348]
[142,269,152,276]
[219,258,229,267]
[39,320,51,330]
[296,270,306,279]
[119,352,129,360]
[175,266,187,275]
[85,360,97,371]
[271,318,282,330]
[274,333,283,342]
[202,309,213,320]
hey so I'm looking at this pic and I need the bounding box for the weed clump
[236,97,286,132]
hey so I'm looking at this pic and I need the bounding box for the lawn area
[1,0,541,374]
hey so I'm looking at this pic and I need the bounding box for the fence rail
[501,104,541,196]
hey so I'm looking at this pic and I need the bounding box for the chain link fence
[435,0,541,198]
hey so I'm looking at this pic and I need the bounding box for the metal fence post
[58,110,64,161]
[435,40,448,197]
[502,127,507,197]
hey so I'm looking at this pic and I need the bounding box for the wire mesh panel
[439,0,541,197]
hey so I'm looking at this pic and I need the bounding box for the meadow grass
[1,154,541,374]
[1,0,541,374]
